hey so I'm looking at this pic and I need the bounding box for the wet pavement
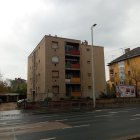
[0,102,17,111]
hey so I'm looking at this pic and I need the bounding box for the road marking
[95,110,103,112]
[37,121,48,124]
[117,110,128,113]
[108,110,128,114]
[94,114,113,118]
[40,137,56,140]
[125,108,136,111]
[0,122,7,125]
[133,114,140,117]
[12,128,16,140]
[109,111,119,114]
[55,119,68,122]
[62,126,72,129]
[39,115,60,118]
[62,124,90,130]
[73,124,90,128]
[130,118,140,121]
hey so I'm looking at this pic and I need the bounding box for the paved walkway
[0,102,17,111]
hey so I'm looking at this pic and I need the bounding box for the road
[0,106,140,140]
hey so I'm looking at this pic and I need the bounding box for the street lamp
[91,24,97,109]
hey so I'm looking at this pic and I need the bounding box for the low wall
[22,98,140,111]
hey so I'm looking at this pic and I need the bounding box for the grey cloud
[1,0,140,79]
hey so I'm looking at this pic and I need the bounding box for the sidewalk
[0,102,18,111]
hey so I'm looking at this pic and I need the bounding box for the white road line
[109,112,119,114]
[133,114,140,117]
[40,137,56,140]
[12,128,16,140]
[39,115,60,118]
[108,110,128,114]
[73,124,90,128]
[62,126,72,129]
[125,108,136,111]
[55,119,68,122]
[0,122,7,125]
[94,114,113,118]
[130,118,140,121]
[117,110,128,113]
[37,121,48,124]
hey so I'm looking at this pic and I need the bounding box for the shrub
[86,96,91,100]
[60,97,64,100]
[99,91,116,99]
[44,97,52,102]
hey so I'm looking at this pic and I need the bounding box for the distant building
[108,47,140,96]
[27,35,106,101]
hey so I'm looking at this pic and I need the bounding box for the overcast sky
[0,0,140,80]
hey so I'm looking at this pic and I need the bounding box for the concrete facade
[27,35,106,101]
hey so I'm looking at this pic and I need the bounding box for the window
[52,71,59,78]
[38,87,40,93]
[120,80,125,85]
[128,71,131,76]
[86,48,90,51]
[110,69,114,74]
[52,56,59,64]
[88,73,91,77]
[52,86,59,95]
[52,41,58,49]
[88,86,92,89]
[87,60,90,64]
[127,60,130,65]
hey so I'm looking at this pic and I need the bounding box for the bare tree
[126,61,140,97]
[0,73,8,93]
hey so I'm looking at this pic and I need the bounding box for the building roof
[108,47,140,66]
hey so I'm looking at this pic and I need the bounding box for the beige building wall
[80,44,106,98]
[27,35,106,101]
[93,46,106,97]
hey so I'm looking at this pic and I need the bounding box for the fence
[22,98,140,111]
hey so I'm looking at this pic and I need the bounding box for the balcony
[71,92,81,97]
[65,63,80,70]
[71,77,80,83]
[65,77,80,84]
[65,50,80,56]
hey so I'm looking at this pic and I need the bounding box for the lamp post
[91,24,97,109]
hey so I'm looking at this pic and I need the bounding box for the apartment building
[108,47,140,96]
[27,35,106,101]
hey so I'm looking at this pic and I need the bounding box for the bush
[70,96,74,100]
[44,97,52,102]
[99,91,116,99]
[60,97,64,100]
[86,96,91,100]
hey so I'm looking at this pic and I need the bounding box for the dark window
[86,48,90,51]
[127,60,130,65]
[128,71,131,76]
[52,41,58,49]
[88,73,91,77]
[52,86,59,95]
[52,71,59,78]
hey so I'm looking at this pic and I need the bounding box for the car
[0,98,3,104]
[17,99,27,108]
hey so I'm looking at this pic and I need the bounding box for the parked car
[17,99,27,108]
[0,99,3,104]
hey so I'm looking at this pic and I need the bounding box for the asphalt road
[1,106,140,140]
